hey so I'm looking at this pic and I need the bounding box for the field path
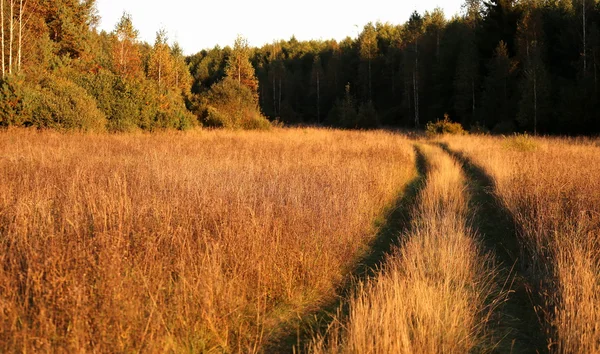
[265,147,428,353]
[437,143,547,353]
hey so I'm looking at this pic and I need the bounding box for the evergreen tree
[310,54,324,122]
[358,22,378,102]
[403,11,424,127]
[517,2,549,135]
[481,40,515,129]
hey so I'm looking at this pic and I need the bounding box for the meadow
[0,128,598,353]
[441,134,600,353]
[0,128,416,352]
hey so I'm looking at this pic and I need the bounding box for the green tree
[225,35,258,98]
[454,19,479,127]
[171,42,192,94]
[403,11,424,127]
[481,41,515,129]
[358,22,378,101]
[310,54,324,122]
[516,2,549,135]
[112,12,141,78]
[148,29,172,90]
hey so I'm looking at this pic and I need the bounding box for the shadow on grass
[436,142,547,354]
[264,146,427,353]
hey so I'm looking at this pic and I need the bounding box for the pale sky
[95,0,464,55]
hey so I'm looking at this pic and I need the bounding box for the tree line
[1,0,599,134]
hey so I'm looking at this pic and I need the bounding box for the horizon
[95,0,464,55]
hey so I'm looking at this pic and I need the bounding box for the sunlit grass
[0,128,416,352]
[442,134,600,353]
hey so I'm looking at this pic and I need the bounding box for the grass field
[0,128,416,352]
[0,128,598,353]
[441,134,600,353]
[310,144,504,353]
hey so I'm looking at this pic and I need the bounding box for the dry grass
[442,134,600,353]
[0,128,416,352]
[310,144,503,354]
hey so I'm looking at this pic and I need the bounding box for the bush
[492,120,516,134]
[26,75,107,132]
[426,114,467,136]
[0,76,29,128]
[470,121,490,135]
[204,77,270,130]
[503,133,538,151]
[74,69,197,132]
[356,101,379,128]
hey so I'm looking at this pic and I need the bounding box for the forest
[0,0,599,134]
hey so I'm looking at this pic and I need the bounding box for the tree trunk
[272,76,276,115]
[158,58,162,88]
[391,66,395,96]
[237,56,241,85]
[17,0,21,73]
[368,57,372,101]
[583,0,587,74]
[1,0,5,78]
[414,40,419,127]
[316,71,320,123]
[278,77,282,115]
[9,0,13,75]
[471,79,475,119]
[533,70,537,136]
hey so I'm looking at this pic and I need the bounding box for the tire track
[437,142,546,354]
[265,146,427,353]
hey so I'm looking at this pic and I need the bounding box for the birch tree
[1,0,27,78]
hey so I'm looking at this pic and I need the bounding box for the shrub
[0,76,29,128]
[503,133,537,151]
[492,120,516,134]
[426,114,467,136]
[356,101,379,128]
[75,69,197,132]
[327,83,358,128]
[470,121,490,135]
[204,77,270,130]
[27,75,107,132]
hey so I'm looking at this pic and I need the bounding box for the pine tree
[454,24,479,127]
[358,22,378,101]
[481,41,515,129]
[403,11,424,127]
[517,2,549,135]
[310,54,324,123]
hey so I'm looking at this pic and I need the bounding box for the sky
[95,0,464,55]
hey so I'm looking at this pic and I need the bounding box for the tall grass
[442,134,600,353]
[0,128,416,352]
[310,144,503,353]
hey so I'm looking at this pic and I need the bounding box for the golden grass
[0,128,416,352]
[441,134,600,353]
[310,144,503,353]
